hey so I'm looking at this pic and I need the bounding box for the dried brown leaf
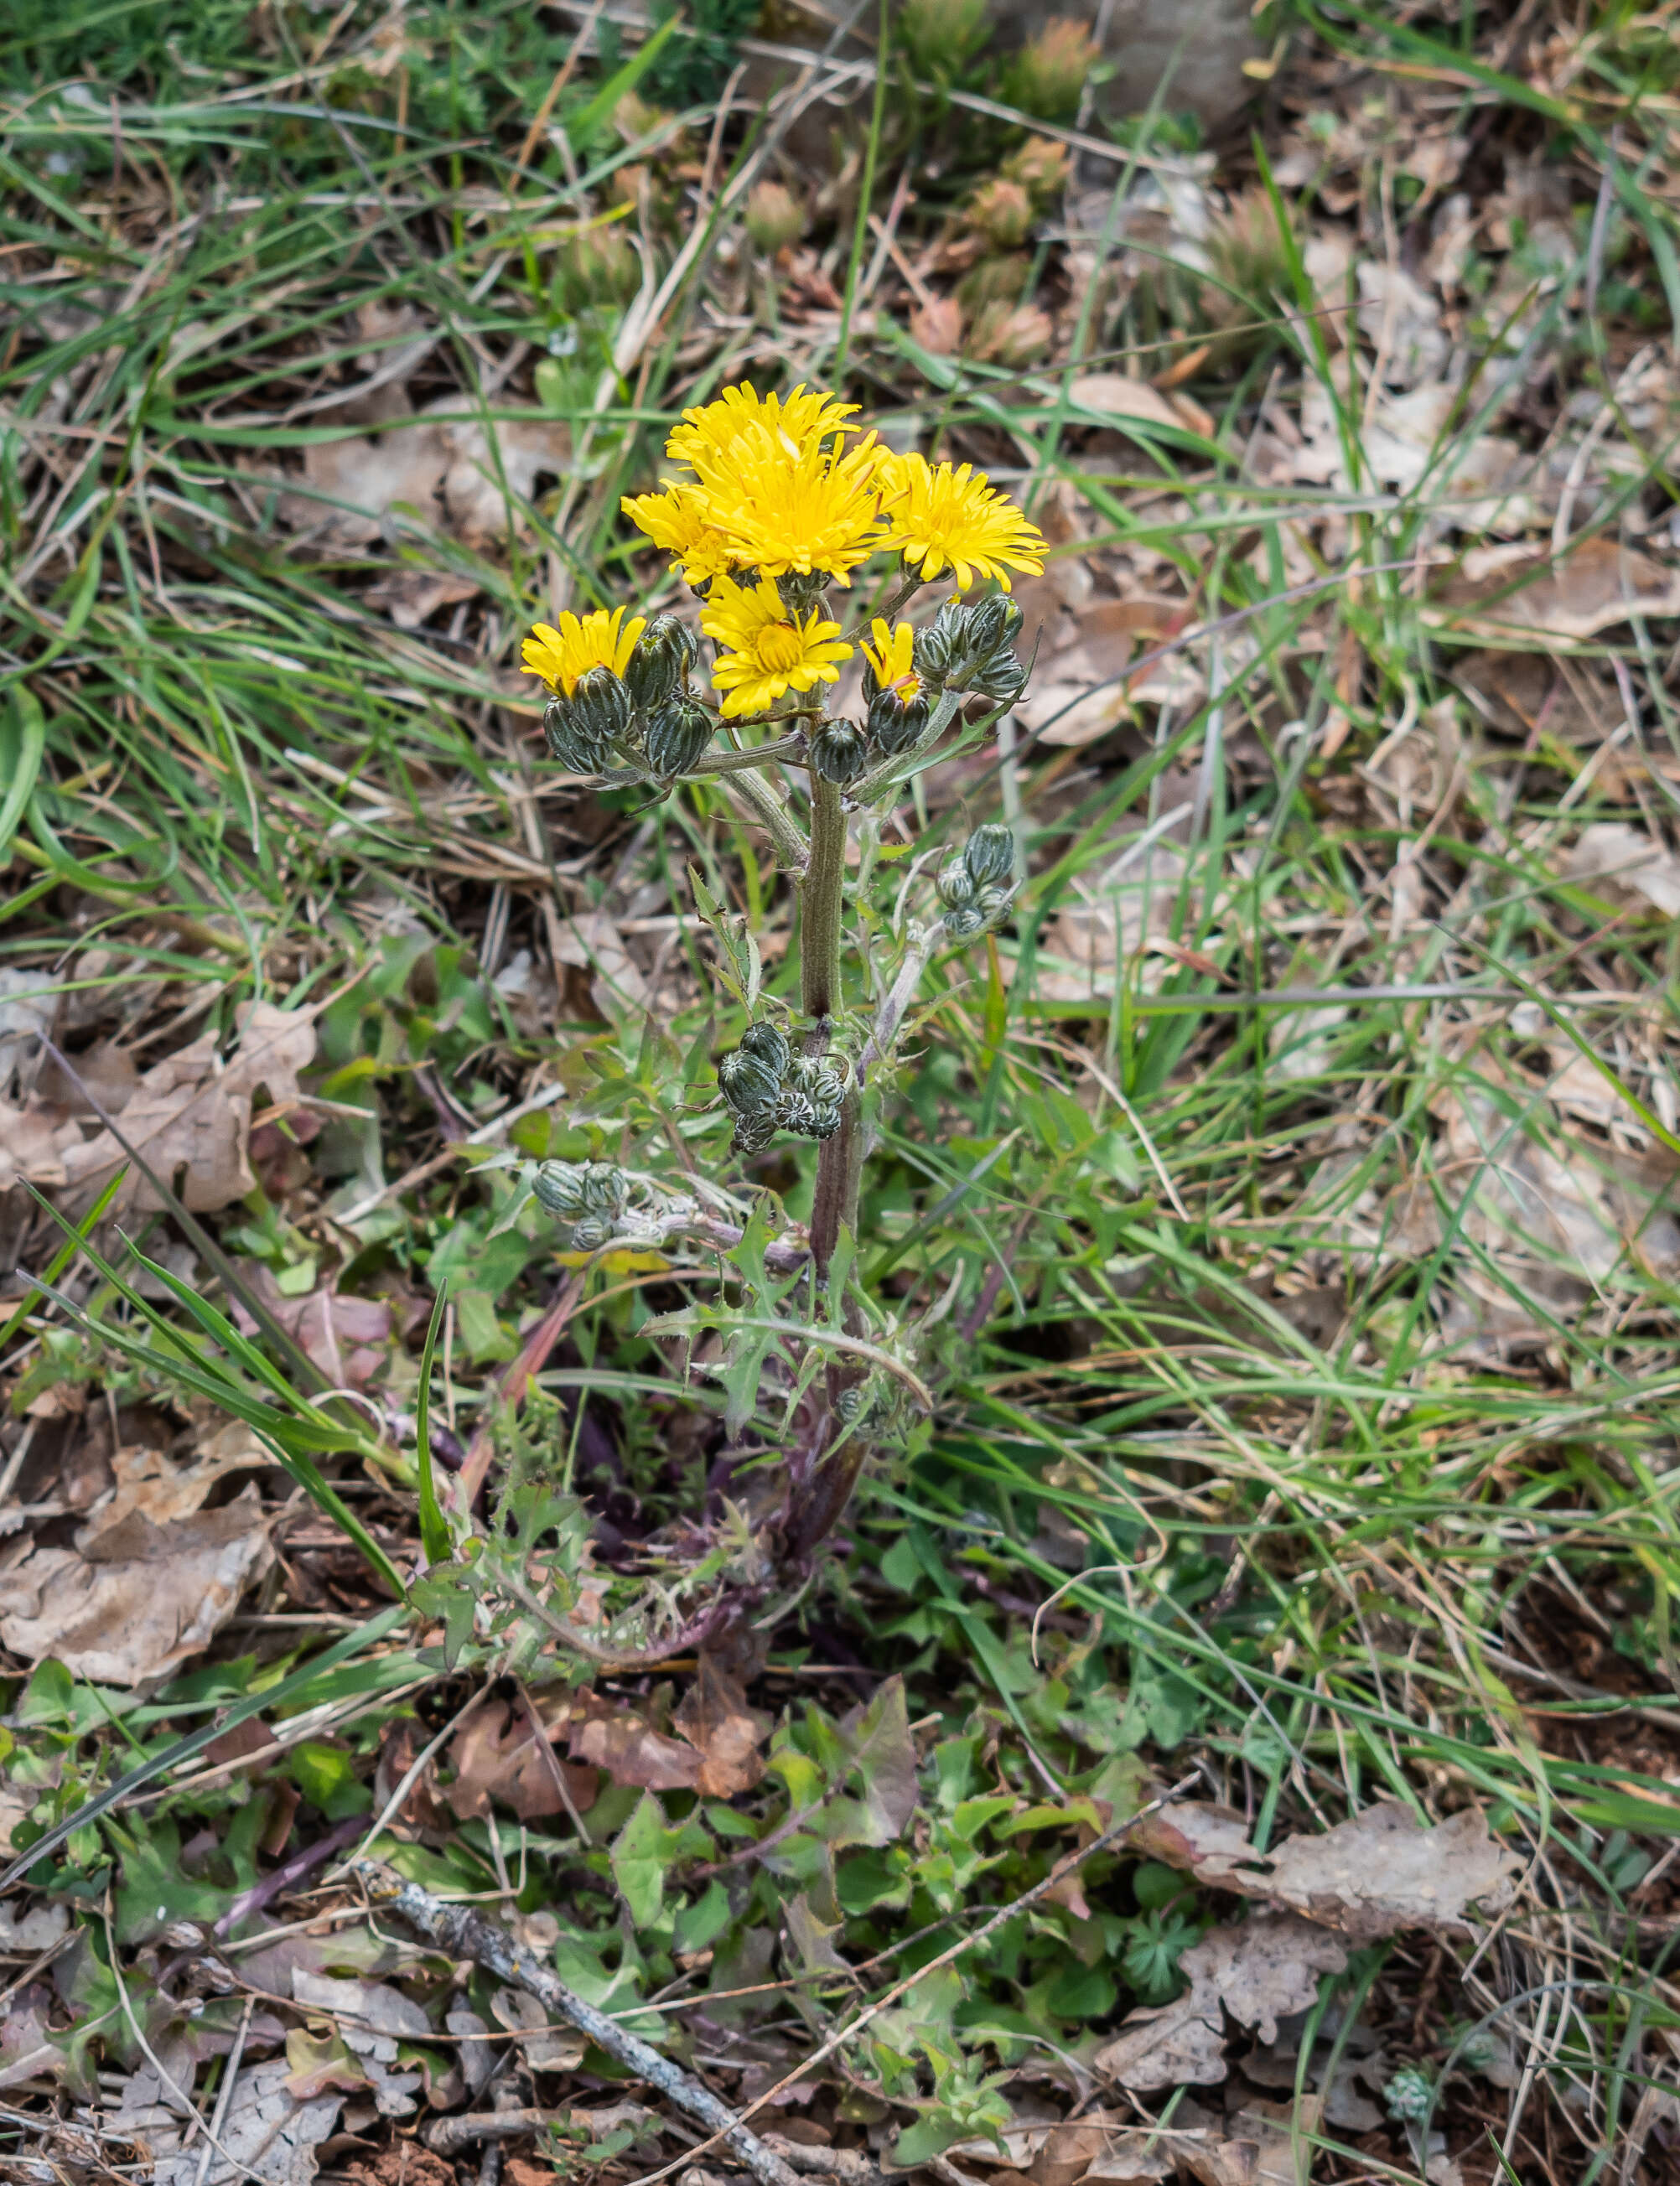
[671,1653,769,1797]
[0,1489,272,1685]
[1092,1914,1346,2092]
[1437,536,1680,642]
[1132,1796,1521,1939]
[448,1700,599,1822]
[231,1265,391,1389]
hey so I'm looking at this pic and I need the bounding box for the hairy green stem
[692,733,805,775]
[801,773,847,1027]
[728,769,808,873]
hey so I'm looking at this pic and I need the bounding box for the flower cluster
[716,1020,849,1155]
[938,824,1019,941]
[531,1158,635,1251]
[615,381,1045,723]
[524,611,716,782]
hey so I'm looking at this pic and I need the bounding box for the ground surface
[2,3,1679,2183]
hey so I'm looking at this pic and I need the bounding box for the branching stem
[728,769,809,873]
[692,733,805,775]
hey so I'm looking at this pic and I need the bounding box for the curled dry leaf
[1092,1913,1347,2092]
[291,1970,428,2118]
[1566,821,1680,917]
[562,1653,770,1797]
[947,2116,1172,2185]
[1130,1795,1521,1940]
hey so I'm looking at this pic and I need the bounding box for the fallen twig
[354,1862,803,2186]
[428,2104,663,2156]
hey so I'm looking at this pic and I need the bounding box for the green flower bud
[642,696,714,780]
[718,1045,783,1116]
[543,696,610,774]
[624,614,697,711]
[787,1052,848,1106]
[739,1020,791,1077]
[942,904,988,941]
[731,1106,779,1157]
[937,857,977,909]
[913,600,967,686]
[533,1160,589,1217]
[577,1161,629,1213]
[808,718,868,785]
[968,650,1027,704]
[776,570,830,616]
[568,1211,618,1251]
[571,663,635,743]
[968,593,1024,656]
[963,824,1015,888]
[867,686,930,756]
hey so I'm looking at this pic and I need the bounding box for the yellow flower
[859,618,920,701]
[667,381,858,471]
[702,574,852,718]
[877,453,1047,591]
[621,484,736,586]
[703,433,886,586]
[523,606,647,696]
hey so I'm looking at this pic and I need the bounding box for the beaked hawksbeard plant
[501,383,1043,1623]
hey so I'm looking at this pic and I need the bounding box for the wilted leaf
[1132,1796,1521,1940]
[8,1002,317,1215]
[448,1699,598,1822]
[671,1653,769,1797]
[831,1676,919,1847]
[488,1987,584,2072]
[291,1970,428,2117]
[0,1490,272,1685]
[1435,536,1680,642]
[1092,1914,1346,2092]
[1566,821,1680,917]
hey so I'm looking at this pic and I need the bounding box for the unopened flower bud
[571,664,635,743]
[963,824,1015,888]
[625,614,697,710]
[718,1045,783,1117]
[557,224,640,309]
[867,686,930,756]
[543,696,609,774]
[536,1160,628,1220]
[969,650,1028,704]
[739,1021,791,1077]
[938,857,977,910]
[968,594,1024,656]
[569,1211,617,1251]
[808,719,868,785]
[642,696,714,780]
[731,1106,779,1157]
[744,179,806,255]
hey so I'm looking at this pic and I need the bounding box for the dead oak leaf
[672,1652,769,1797]
[1133,1795,1520,1940]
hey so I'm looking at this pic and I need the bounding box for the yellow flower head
[523,606,647,696]
[701,574,852,719]
[877,453,1047,592]
[667,381,858,472]
[705,433,886,586]
[860,618,920,702]
[621,484,736,586]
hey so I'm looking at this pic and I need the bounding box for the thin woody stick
[353,1863,803,2186]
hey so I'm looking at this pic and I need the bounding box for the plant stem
[692,733,805,775]
[810,1089,863,1287]
[728,769,809,873]
[801,773,847,1027]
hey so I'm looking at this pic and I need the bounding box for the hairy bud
[808,718,868,785]
[718,1045,783,1117]
[624,614,697,712]
[739,1020,792,1077]
[937,857,977,910]
[568,1211,619,1251]
[543,696,609,774]
[867,685,930,756]
[962,823,1015,888]
[534,1160,628,1220]
[642,696,714,780]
